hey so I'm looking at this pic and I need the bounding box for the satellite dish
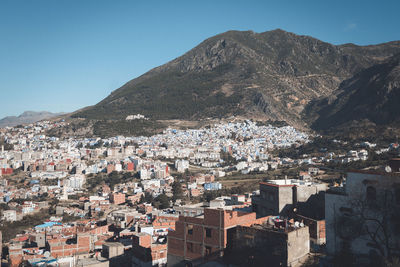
[300,222,304,227]
[44,251,51,257]
[294,221,300,228]
[385,166,392,173]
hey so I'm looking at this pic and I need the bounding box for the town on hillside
[0,119,399,266]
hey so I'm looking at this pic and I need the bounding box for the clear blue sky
[0,0,399,118]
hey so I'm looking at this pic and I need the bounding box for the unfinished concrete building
[226,222,310,267]
[167,208,268,266]
[253,179,328,217]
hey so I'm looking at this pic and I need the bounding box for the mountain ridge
[307,53,400,130]
[0,111,66,128]
[71,29,400,132]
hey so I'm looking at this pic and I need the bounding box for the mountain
[72,29,400,131]
[0,111,65,128]
[308,53,400,130]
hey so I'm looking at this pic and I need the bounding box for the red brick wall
[168,237,185,257]
[223,210,257,228]
[168,209,263,262]
[169,221,185,238]
[132,234,151,248]
[9,255,22,267]
[111,193,125,205]
[186,242,203,260]
[127,162,134,171]
[318,220,326,239]
[107,165,115,174]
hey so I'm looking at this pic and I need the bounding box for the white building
[66,174,86,189]
[175,160,189,173]
[325,159,400,265]
[140,169,151,180]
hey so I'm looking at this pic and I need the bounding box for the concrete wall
[295,184,327,203]
[326,171,400,259]
[295,214,326,245]
[287,226,310,267]
[258,183,282,216]
[167,253,185,267]
[230,225,310,267]
[278,186,294,215]
[325,191,347,255]
[102,243,124,258]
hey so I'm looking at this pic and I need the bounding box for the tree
[144,192,154,203]
[153,194,170,209]
[220,150,237,166]
[172,181,183,201]
[336,188,400,266]
[138,194,145,204]
[202,191,220,202]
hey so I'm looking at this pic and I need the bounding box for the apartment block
[167,208,268,266]
[253,179,327,217]
[110,193,126,205]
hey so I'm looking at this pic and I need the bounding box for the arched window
[366,186,376,202]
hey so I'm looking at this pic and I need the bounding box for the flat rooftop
[103,242,124,247]
[263,179,319,186]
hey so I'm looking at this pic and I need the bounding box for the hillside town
[0,119,399,267]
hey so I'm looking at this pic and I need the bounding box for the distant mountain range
[70,29,400,134]
[0,111,65,128]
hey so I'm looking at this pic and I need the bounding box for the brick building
[48,233,92,258]
[126,162,135,171]
[167,208,268,266]
[9,233,94,266]
[132,232,168,267]
[106,164,115,174]
[110,193,126,205]
[127,193,144,204]
[1,168,13,176]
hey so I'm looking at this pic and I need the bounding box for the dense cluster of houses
[0,119,399,266]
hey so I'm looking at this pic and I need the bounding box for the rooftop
[261,179,320,187]
[76,257,109,267]
[103,242,124,247]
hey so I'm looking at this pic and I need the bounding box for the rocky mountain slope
[0,111,65,128]
[307,53,400,130]
[72,29,400,130]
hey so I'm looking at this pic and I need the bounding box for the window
[205,228,212,238]
[205,246,212,256]
[339,207,353,216]
[187,224,193,235]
